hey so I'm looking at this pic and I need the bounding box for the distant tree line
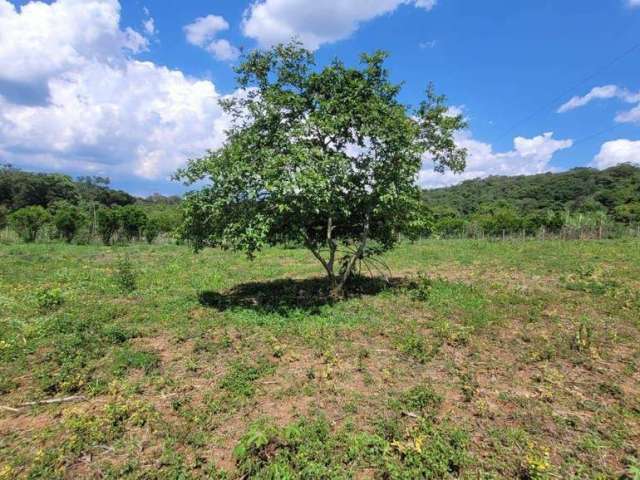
[418,163,640,239]
[0,165,181,244]
[3,163,639,245]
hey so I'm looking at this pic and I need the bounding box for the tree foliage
[0,165,135,211]
[177,42,467,293]
[0,204,7,230]
[96,208,121,245]
[52,202,86,242]
[119,205,148,241]
[9,206,50,242]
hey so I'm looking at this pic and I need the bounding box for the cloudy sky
[0,0,639,195]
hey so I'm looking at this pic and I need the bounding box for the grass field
[1,239,639,479]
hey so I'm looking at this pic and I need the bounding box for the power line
[570,123,626,149]
[495,40,640,142]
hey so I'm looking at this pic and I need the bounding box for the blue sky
[1,0,639,196]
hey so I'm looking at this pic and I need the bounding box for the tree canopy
[177,42,467,294]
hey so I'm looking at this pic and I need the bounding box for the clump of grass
[220,359,275,399]
[112,348,160,376]
[102,324,137,344]
[408,274,492,330]
[392,385,443,418]
[397,331,440,364]
[561,265,617,295]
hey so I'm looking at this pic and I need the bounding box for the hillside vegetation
[421,164,640,237]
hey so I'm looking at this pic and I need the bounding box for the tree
[9,206,50,242]
[52,202,85,242]
[177,42,467,295]
[119,205,148,241]
[143,217,161,244]
[96,207,121,245]
[0,205,7,230]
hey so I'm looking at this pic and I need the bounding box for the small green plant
[519,442,551,479]
[625,457,640,480]
[114,255,137,293]
[385,419,470,478]
[112,348,160,376]
[408,273,434,301]
[220,359,275,399]
[459,370,479,402]
[35,287,64,311]
[572,316,593,353]
[102,324,136,344]
[397,331,440,364]
[393,385,443,417]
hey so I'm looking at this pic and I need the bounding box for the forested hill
[421,163,640,222]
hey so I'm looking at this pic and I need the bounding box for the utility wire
[495,40,640,142]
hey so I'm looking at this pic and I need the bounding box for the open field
[1,240,639,479]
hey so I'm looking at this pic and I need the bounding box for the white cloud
[592,139,640,169]
[143,17,155,35]
[0,0,148,105]
[184,15,229,46]
[615,104,640,123]
[558,84,640,125]
[557,85,640,113]
[420,131,573,188]
[628,0,640,7]
[205,39,241,61]
[242,0,437,50]
[0,0,231,181]
[419,40,437,49]
[184,14,239,61]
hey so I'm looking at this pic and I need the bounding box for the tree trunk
[334,214,370,296]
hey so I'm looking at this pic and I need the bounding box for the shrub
[96,207,121,245]
[9,205,50,242]
[119,205,148,241]
[52,202,85,242]
[143,217,161,244]
[0,204,7,229]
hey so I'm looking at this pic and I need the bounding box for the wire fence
[431,224,640,241]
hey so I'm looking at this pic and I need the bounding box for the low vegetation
[1,239,638,478]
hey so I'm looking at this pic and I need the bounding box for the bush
[52,202,85,242]
[119,205,148,241]
[9,205,50,242]
[143,217,161,244]
[96,207,121,245]
[0,205,7,229]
